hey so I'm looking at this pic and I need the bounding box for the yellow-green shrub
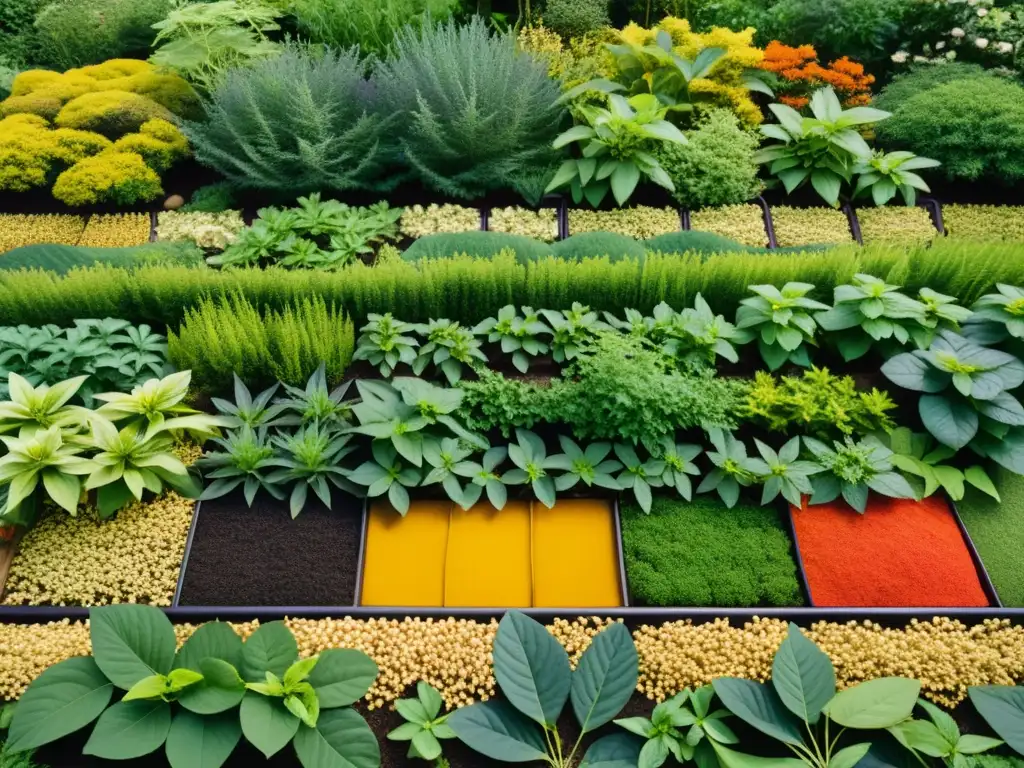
[52,151,162,206]
[944,204,1024,243]
[112,119,189,171]
[55,90,174,137]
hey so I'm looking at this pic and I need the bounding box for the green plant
[546,93,687,207]
[32,0,171,69]
[401,232,554,264]
[5,605,380,767]
[612,442,665,513]
[412,319,487,385]
[852,150,941,207]
[542,0,610,38]
[656,108,762,210]
[804,435,916,513]
[755,87,890,207]
[181,182,236,213]
[696,428,763,508]
[874,73,1024,186]
[448,610,640,768]
[0,426,90,520]
[713,623,922,768]
[150,0,283,93]
[815,273,928,361]
[501,428,564,508]
[197,426,283,507]
[184,46,392,194]
[421,437,477,511]
[375,16,566,201]
[881,331,1024,471]
[567,207,680,240]
[0,372,87,437]
[354,313,421,378]
[969,686,1024,758]
[642,297,745,368]
[346,440,422,516]
[551,231,648,261]
[210,376,286,430]
[735,282,829,370]
[473,305,552,374]
[546,436,623,493]
[274,364,353,430]
[967,284,1024,345]
[540,302,609,362]
[689,204,768,248]
[291,0,457,57]
[892,698,1003,767]
[94,370,224,440]
[856,206,938,247]
[266,422,357,518]
[621,495,805,607]
[742,368,897,439]
[452,445,510,510]
[753,437,822,507]
[0,242,202,275]
[615,685,738,767]
[387,681,456,764]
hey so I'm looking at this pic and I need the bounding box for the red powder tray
[789,494,1000,608]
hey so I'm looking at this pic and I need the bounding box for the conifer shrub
[551,231,647,261]
[402,232,555,264]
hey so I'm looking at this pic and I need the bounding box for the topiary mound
[0,241,203,274]
[402,231,554,263]
[551,231,647,261]
[55,90,175,137]
[645,230,749,256]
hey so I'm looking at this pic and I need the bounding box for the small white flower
[946,50,958,59]
[976,36,990,47]
[936,40,946,49]
[998,41,1014,53]
[977,7,989,16]
[891,50,910,62]
[951,26,966,37]
[913,55,929,62]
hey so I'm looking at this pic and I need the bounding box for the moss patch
[621,496,804,607]
[958,467,1024,607]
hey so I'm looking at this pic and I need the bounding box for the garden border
[755,196,777,249]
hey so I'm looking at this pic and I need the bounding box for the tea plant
[448,611,640,768]
[4,605,380,767]
[472,305,552,374]
[735,282,830,370]
[411,319,486,385]
[387,682,456,764]
[266,423,358,518]
[804,435,916,513]
[354,313,421,378]
[815,274,928,361]
[697,429,765,509]
[198,426,284,507]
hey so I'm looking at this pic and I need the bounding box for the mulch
[790,494,991,607]
[176,490,362,607]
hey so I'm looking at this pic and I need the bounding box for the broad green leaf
[920,395,978,450]
[969,686,1024,755]
[639,736,669,768]
[123,674,171,702]
[308,648,379,709]
[292,708,381,768]
[165,710,242,768]
[823,678,920,729]
[240,621,299,682]
[447,700,548,762]
[580,733,643,767]
[83,700,172,759]
[492,610,571,727]
[889,720,950,758]
[711,679,802,745]
[6,657,113,752]
[91,604,176,690]
[571,623,639,732]
[175,621,243,672]
[829,742,872,768]
[771,623,836,725]
[957,734,1004,754]
[179,658,245,715]
[710,741,805,768]
[240,691,300,758]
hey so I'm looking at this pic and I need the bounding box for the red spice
[0,525,14,542]
[791,495,990,607]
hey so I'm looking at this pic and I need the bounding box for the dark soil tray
[176,491,362,607]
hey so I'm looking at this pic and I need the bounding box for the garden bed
[688,203,768,248]
[790,495,995,607]
[770,205,854,247]
[854,205,938,246]
[958,469,1024,607]
[176,492,363,607]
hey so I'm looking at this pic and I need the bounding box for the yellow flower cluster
[0,213,85,253]
[690,204,767,247]
[3,616,1023,709]
[1,493,194,608]
[856,206,937,247]
[569,206,680,239]
[400,204,481,238]
[944,204,1024,243]
[771,205,854,247]
[77,213,151,247]
[156,210,246,250]
[489,207,559,242]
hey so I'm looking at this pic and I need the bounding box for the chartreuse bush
[690,204,768,248]
[944,205,1024,243]
[622,496,804,607]
[5,604,380,767]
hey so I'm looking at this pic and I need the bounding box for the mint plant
[472,305,551,374]
[654,438,703,500]
[540,303,609,363]
[387,681,456,765]
[803,436,916,513]
[752,437,822,507]
[346,440,422,516]
[411,319,487,385]
[914,288,972,350]
[422,437,477,510]
[697,429,765,508]
[613,442,665,514]
[354,313,420,378]
[735,282,830,370]
[852,149,941,207]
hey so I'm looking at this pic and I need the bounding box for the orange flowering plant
[759,41,874,110]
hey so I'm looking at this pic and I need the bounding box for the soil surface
[177,490,362,607]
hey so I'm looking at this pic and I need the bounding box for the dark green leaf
[292,707,381,768]
[711,679,802,745]
[165,710,242,768]
[83,700,172,759]
[969,686,1024,755]
[492,610,571,727]
[580,734,643,767]
[771,623,836,725]
[90,605,177,690]
[240,621,299,682]
[571,623,639,733]
[240,692,300,758]
[308,649,379,709]
[823,678,920,729]
[447,700,548,762]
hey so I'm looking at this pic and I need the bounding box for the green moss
[958,468,1024,607]
[622,495,805,607]
[402,231,553,264]
[551,231,646,262]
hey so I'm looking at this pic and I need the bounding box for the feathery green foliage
[168,294,354,394]
[552,232,647,262]
[33,0,171,69]
[290,0,458,56]
[402,233,553,264]
[183,46,393,195]
[374,16,567,201]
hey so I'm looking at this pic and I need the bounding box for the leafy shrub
[567,206,680,239]
[875,73,1024,184]
[551,231,647,261]
[111,118,189,172]
[403,231,554,264]
[291,0,458,56]
[646,230,749,256]
[542,0,610,39]
[656,109,762,209]
[943,205,1024,243]
[374,16,567,201]
[771,206,853,247]
[184,46,392,195]
[689,203,768,248]
[872,63,989,114]
[168,294,355,393]
[856,206,937,246]
[54,91,173,137]
[622,495,804,607]
[32,0,173,69]
[0,242,202,274]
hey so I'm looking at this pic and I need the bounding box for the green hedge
[0,242,203,275]
[0,240,1021,329]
